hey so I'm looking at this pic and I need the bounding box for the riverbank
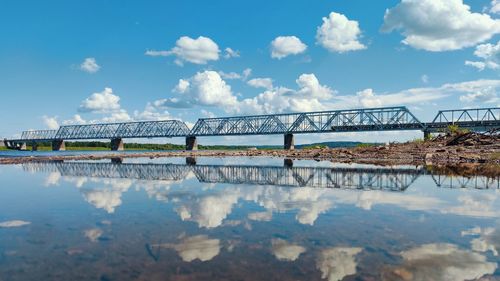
[1,131,499,175]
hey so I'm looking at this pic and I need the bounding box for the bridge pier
[31,142,38,151]
[52,140,66,151]
[284,133,294,150]
[423,131,431,141]
[111,138,124,151]
[186,136,198,151]
[19,142,27,151]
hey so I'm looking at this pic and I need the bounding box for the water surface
[0,157,499,280]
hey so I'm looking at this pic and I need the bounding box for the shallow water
[0,157,499,281]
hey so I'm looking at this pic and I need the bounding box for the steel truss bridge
[6,106,500,151]
[22,161,499,190]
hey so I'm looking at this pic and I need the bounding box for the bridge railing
[431,108,499,124]
[189,106,424,136]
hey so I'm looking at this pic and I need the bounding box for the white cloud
[62,114,87,125]
[491,0,500,14]
[80,57,100,73]
[388,243,497,281]
[270,36,307,59]
[316,247,362,281]
[169,70,238,109]
[0,220,31,228]
[316,12,366,53]
[295,73,335,99]
[271,239,306,261]
[100,110,132,123]
[133,103,172,121]
[459,86,498,104]
[223,47,240,59]
[146,36,220,65]
[382,0,500,51]
[421,74,429,83]
[218,68,252,80]
[42,115,59,129]
[465,40,500,71]
[79,87,121,113]
[247,78,274,90]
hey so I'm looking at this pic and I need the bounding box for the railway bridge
[4,106,499,151]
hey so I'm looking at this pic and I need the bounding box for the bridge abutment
[52,140,66,151]
[111,138,124,151]
[284,133,294,150]
[186,136,198,151]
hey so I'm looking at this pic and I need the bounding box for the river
[0,156,498,280]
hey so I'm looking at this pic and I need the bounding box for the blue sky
[1,0,499,144]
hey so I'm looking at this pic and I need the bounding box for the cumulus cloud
[248,211,273,221]
[421,74,429,84]
[491,0,500,14]
[381,0,500,51]
[167,71,238,109]
[42,115,59,129]
[247,78,274,90]
[316,12,366,53]
[295,73,334,99]
[385,243,497,281]
[146,36,220,65]
[80,57,100,73]
[79,87,121,113]
[62,114,87,125]
[316,247,362,281]
[465,40,500,71]
[271,239,306,261]
[270,36,307,59]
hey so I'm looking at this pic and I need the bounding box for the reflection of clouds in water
[176,192,239,228]
[339,191,443,211]
[0,220,31,228]
[44,172,61,186]
[84,228,103,242]
[135,180,172,202]
[248,211,272,222]
[81,179,133,213]
[385,243,497,281]
[171,235,221,262]
[271,239,305,261]
[443,192,500,218]
[316,247,362,281]
[463,226,500,256]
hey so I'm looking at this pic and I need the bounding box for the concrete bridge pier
[186,136,198,151]
[31,142,38,151]
[284,133,294,150]
[111,138,124,151]
[19,142,27,151]
[423,130,431,141]
[52,140,66,151]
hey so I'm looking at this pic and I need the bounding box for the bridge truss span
[189,106,425,136]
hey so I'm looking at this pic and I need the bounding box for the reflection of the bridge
[22,160,499,190]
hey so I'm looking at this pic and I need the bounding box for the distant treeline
[28,141,252,150]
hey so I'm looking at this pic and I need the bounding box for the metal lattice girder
[54,120,190,140]
[23,162,426,191]
[189,106,425,136]
[20,130,58,140]
[431,108,500,123]
[431,174,500,189]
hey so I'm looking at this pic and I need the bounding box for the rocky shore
[1,131,499,176]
